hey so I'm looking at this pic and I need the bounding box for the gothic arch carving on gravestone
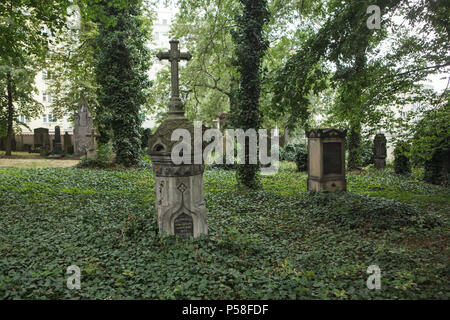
[151,138,167,153]
[163,182,199,238]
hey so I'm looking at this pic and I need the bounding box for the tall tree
[273,0,448,169]
[47,7,99,122]
[0,0,70,155]
[94,0,151,166]
[232,0,269,188]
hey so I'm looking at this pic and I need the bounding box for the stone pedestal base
[374,158,386,169]
[53,143,63,154]
[307,176,346,192]
[86,148,96,159]
[153,164,208,238]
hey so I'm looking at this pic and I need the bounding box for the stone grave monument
[86,128,99,159]
[373,133,387,169]
[306,128,347,192]
[63,132,73,154]
[52,126,63,154]
[74,98,93,157]
[34,127,50,156]
[148,39,208,238]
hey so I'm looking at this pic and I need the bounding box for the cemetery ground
[0,152,79,169]
[0,162,448,299]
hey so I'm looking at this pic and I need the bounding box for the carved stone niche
[148,116,208,238]
[306,128,347,192]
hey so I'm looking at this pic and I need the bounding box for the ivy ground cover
[0,164,448,299]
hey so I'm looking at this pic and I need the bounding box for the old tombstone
[74,98,93,158]
[373,133,387,169]
[34,128,50,155]
[306,128,347,192]
[148,39,208,238]
[52,126,63,154]
[63,132,73,154]
[86,128,99,159]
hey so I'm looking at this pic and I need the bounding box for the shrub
[280,142,304,161]
[394,140,411,175]
[360,138,374,167]
[295,144,308,171]
[411,105,450,185]
[77,142,114,168]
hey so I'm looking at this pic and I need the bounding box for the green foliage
[0,166,448,299]
[394,140,411,175]
[94,0,151,167]
[295,145,308,172]
[77,142,114,169]
[47,18,99,120]
[232,0,269,189]
[140,128,152,151]
[0,1,71,155]
[280,143,300,162]
[301,192,439,232]
[411,103,450,186]
[361,138,374,168]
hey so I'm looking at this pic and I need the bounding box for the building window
[162,19,167,25]
[43,114,57,123]
[162,32,168,38]
[43,92,55,103]
[42,70,55,80]
[154,32,159,40]
[19,115,29,123]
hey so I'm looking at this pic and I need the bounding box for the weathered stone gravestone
[52,126,63,154]
[86,128,99,159]
[63,132,73,154]
[34,128,50,155]
[74,98,93,157]
[306,128,347,192]
[148,39,208,238]
[373,133,387,169]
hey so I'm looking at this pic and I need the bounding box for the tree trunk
[347,124,361,170]
[5,71,14,156]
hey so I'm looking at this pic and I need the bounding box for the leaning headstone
[63,132,73,154]
[74,98,93,157]
[373,133,387,169]
[306,128,347,192]
[148,39,207,238]
[52,126,63,154]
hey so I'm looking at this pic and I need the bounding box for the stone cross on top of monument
[156,39,192,117]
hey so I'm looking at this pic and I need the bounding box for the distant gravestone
[74,98,93,157]
[34,128,50,155]
[63,132,73,154]
[52,126,63,154]
[373,133,387,169]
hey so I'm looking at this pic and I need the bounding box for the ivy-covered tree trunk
[95,1,150,167]
[232,0,269,188]
[5,71,14,157]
